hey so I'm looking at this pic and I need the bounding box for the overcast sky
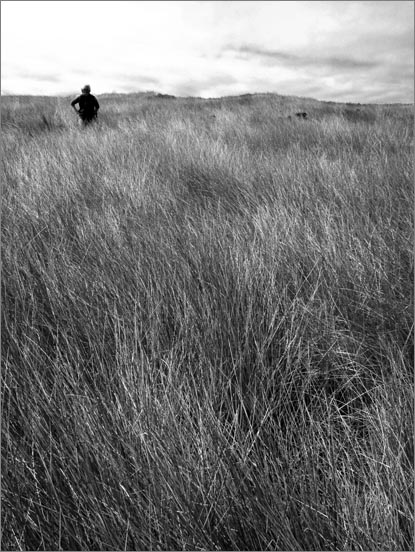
[1,1,413,103]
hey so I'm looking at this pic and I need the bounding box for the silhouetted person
[71,85,99,126]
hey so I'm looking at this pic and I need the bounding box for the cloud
[113,73,162,86]
[223,45,379,72]
[163,73,240,98]
[15,72,62,83]
[1,1,413,102]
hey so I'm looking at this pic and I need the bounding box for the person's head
[81,85,91,94]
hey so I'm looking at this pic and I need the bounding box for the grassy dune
[1,92,413,550]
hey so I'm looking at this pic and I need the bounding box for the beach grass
[1,92,413,550]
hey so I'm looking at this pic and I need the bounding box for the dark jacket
[71,93,100,119]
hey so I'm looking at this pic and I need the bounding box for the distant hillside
[2,90,413,136]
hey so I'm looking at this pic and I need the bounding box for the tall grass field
[1,91,413,550]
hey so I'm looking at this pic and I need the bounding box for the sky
[1,1,414,103]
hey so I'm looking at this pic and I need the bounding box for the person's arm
[71,96,80,112]
[94,97,100,113]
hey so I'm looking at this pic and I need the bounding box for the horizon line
[1,90,413,106]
